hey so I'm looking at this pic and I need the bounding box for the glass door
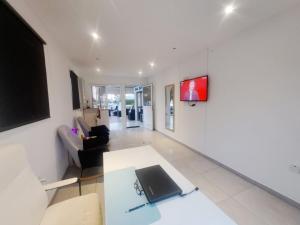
[125,86,141,128]
[165,84,175,131]
[142,84,154,130]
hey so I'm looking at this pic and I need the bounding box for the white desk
[104,146,237,225]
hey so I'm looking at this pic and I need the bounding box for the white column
[120,85,126,129]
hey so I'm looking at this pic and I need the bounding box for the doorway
[91,84,154,130]
[124,84,154,130]
[92,85,122,130]
[125,86,142,128]
[142,84,154,130]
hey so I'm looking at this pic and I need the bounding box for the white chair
[0,144,102,225]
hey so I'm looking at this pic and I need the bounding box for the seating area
[1,1,300,225]
[0,145,102,225]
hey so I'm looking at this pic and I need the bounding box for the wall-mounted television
[0,1,50,132]
[180,75,208,102]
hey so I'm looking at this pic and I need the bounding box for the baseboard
[156,130,300,209]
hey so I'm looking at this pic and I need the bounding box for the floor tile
[192,175,229,203]
[188,156,220,174]
[234,187,300,225]
[218,198,268,225]
[203,167,253,196]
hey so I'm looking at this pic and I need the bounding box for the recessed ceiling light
[224,4,236,15]
[138,70,143,75]
[96,68,101,72]
[91,32,99,40]
[149,62,155,68]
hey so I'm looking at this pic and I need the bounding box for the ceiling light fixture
[138,70,143,76]
[91,32,99,41]
[149,62,155,68]
[96,68,101,72]
[224,4,236,15]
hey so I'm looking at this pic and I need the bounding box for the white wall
[0,0,78,201]
[151,6,300,204]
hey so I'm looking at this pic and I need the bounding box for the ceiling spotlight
[149,62,155,68]
[91,32,99,40]
[224,4,236,15]
[138,70,143,75]
[96,68,101,72]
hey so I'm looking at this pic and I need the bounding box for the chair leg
[78,167,104,196]
[78,169,83,196]
[78,179,82,196]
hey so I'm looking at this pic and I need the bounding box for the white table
[104,146,237,225]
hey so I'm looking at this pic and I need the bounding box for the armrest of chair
[43,177,78,191]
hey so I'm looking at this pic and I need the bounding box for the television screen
[70,71,80,110]
[180,76,208,101]
[0,2,50,132]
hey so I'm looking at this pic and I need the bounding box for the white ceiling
[25,0,300,77]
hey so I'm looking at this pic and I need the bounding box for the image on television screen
[180,76,208,102]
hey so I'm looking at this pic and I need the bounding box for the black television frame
[180,75,209,102]
[0,1,50,132]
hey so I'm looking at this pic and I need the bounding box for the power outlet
[289,165,300,174]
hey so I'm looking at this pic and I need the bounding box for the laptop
[135,165,182,204]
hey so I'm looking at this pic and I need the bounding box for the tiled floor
[52,127,300,225]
